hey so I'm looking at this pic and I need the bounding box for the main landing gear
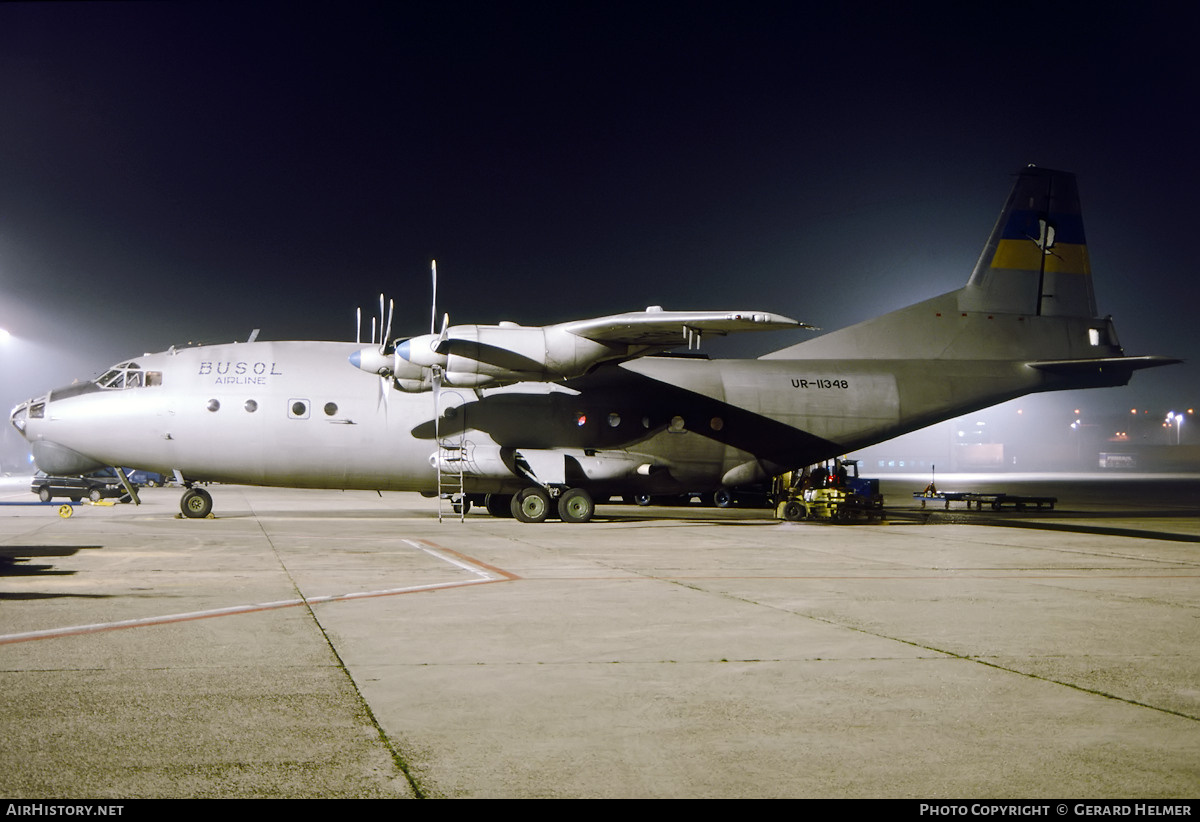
[505,486,595,524]
[173,484,596,523]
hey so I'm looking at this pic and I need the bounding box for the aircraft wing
[556,309,809,347]
[364,307,811,391]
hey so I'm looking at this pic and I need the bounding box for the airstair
[436,434,466,522]
[434,380,466,522]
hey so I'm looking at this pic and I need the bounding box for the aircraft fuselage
[12,307,1126,500]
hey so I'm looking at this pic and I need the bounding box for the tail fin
[763,166,1110,362]
[960,165,1097,317]
[761,165,1178,381]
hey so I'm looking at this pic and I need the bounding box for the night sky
[2,1,1197,458]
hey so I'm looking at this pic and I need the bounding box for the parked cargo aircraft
[9,167,1179,522]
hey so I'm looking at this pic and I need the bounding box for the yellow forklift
[774,459,884,522]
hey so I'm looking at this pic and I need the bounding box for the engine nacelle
[430,443,516,478]
[349,347,439,392]
[348,347,392,376]
[394,376,433,392]
[395,324,615,390]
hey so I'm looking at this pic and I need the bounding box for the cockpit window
[96,361,158,390]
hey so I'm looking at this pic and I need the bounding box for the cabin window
[669,415,686,433]
[289,399,310,419]
[207,399,220,412]
[245,400,258,413]
[607,412,621,428]
[324,402,338,416]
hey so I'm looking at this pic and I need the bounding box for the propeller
[430,259,445,439]
[349,260,448,394]
[348,293,400,412]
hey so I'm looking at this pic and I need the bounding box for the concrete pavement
[1,477,1197,798]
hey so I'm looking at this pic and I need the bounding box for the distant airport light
[1166,411,1184,444]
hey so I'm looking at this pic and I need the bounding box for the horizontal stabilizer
[1028,355,1182,374]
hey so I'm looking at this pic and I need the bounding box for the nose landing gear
[180,487,213,519]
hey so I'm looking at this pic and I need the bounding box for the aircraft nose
[9,401,30,437]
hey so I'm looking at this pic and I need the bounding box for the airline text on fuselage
[198,361,284,386]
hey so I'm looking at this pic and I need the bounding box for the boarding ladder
[434,382,466,522]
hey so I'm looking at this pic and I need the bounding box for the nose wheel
[180,487,213,518]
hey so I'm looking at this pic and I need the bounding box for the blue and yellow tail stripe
[990,200,1091,276]
[992,240,1091,276]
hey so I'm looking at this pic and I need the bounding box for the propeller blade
[356,307,362,345]
[427,256,436,333]
[433,313,452,355]
[371,371,391,416]
[382,298,394,354]
[378,293,385,345]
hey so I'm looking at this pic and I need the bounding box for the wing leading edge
[355,307,809,391]
[557,308,807,347]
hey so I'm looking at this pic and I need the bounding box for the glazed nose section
[9,400,33,437]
